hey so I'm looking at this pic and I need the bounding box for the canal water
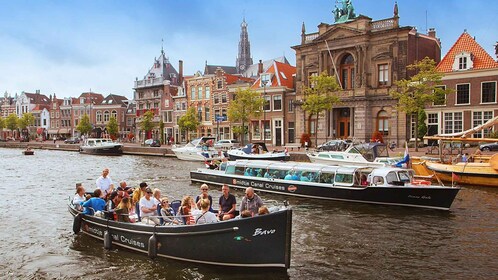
[1,148,497,279]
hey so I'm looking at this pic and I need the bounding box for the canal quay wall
[0,141,310,161]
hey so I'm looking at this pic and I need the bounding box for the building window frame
[273,95,282,111]
[455,83,470,105]
[481,81,496,104]
[472,111,494,138]
[377,63,389,87]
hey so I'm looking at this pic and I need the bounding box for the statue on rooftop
[333,0,356,23]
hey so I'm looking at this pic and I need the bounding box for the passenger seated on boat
[139,187,160,225]
[195,184,214,212]
[360,175,368,186]
[106,191,122,213]
[115,197,132,223]
[264,170,271,178]
[300,172,310,182]
[239,187,264,217]
[73,185,86,211]
[132,182,148,205]
[258,206,270,216]
[193,199,218,224]
[244,168,253,176]
[284,171,293,180]
[160,197,178,225]
[218,185,236,221]
[240,210,252,218]
[252,145,260,154]
[117,181,133,198]
[176,196,195,225]
[153,188,162,204]
[219,158,228,171]
[256,169,264,177]
[81,189,106,215]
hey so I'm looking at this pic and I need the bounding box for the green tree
[6,113,19,135]
[178,107,200,142]
[418,110,427,142]
[227,88,264,145]
[389,57,452,151]
[106,116,119,140]
[0,116,5,140]
[140,110,155,144]
[76,114,92,136]
[18,113,35,139]
[301,71,341,147]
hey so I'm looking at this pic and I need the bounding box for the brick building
[425,31,498,141]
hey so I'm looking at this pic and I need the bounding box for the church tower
[236,17,253,74]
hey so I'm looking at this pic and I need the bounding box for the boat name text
[235,179,286,191]
[253,228,276,236]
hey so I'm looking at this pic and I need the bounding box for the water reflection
[0,148,497,279]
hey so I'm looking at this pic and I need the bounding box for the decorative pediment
[372,52,391,61]
[315,26,365,42]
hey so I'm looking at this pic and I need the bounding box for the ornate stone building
[292,2,441,146]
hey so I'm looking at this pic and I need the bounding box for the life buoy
[412,179,431,186]
[73,213,82,234]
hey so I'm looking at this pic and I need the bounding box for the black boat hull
[79,145,123,156]
[69,205,292,268]
[190,170,460,210]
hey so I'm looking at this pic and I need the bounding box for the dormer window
[453,51,473,71]
[260,73,271,87]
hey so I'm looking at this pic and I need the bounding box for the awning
[47,129,59,134]
[59,128,70,134]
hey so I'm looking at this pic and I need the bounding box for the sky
[1,0,497,100]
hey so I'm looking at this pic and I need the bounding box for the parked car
[479,142,498,152]
[316,140,350,151]
[150,139,161,147]
[64,137,80,144]
[214,139,240,149]
[145,139,161,147]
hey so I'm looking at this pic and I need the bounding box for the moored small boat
[172,136,222,161]
[191,160,460,210]
[22,149,34,155]
[68,202,292,269]
[79,138,123,156]
[307,142,400,167]
[412,155,498,188]
[227,142,289,161]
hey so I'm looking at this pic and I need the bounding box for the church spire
[236,17,253,74]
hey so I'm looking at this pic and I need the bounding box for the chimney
[258,59,263,75]
[428,28,436,38]
[178,60,184,85]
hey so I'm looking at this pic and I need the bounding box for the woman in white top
[194,198,218,224]
[73,185,86,211]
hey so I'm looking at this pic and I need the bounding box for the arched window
[104,111,110,122]
[111,110,117,120]
[377,110,389,136]
[96,111,102,122]
[340,54,355,90]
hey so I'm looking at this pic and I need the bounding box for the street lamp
[261,74,270,142]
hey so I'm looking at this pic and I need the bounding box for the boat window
[386,172,398,184]
[330,155,344,159]
[348,147,360,154]
[397,170,412,182]
[372,176,384,185]
[318,154,330,158]
[267,169,285,179]
[334,173,354,184]
[235,166,245,175]
[319,172,335,184]
[225,165,236,174]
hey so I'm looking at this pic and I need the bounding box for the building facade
[425,32,498,141]
[292,2,441,146]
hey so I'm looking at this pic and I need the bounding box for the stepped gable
[437,31,498,72]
